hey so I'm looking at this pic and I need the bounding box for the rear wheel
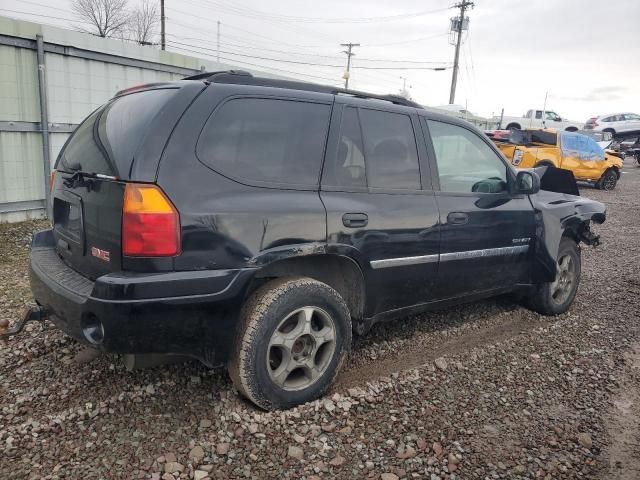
[596,169,618,190]
[526,238,581,316]
[228,277,351,410]
[534,160,555,168]
[506,123,521,131]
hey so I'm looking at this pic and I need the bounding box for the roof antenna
[542,90,548,129]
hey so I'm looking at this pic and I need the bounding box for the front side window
[428,120,508,194]
[545,111,561,121]
[197,98,331,187]
[624,113,640,121]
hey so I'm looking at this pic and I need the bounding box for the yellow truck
[494,129,623,190]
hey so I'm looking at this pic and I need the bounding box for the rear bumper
[29,229,255,361]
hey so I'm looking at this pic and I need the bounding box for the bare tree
[72,0,130,38]
[129,0,159,45]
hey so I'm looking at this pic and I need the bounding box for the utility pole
[341,42,360,89]
[217,21,221,63]
[160,0,166,50]
[399,76,412,99]
[448,0,473,104]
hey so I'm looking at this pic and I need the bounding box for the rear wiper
[62,170,117,188]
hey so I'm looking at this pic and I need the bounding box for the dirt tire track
[335,312,553,390]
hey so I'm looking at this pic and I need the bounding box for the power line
[0,8,83,23]
[166,39,451,71]
[166,33,450,65]
[165,41,341,84]
[360,32,449,47]
[197,0,448,24]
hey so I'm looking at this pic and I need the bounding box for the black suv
[26,71,605,410]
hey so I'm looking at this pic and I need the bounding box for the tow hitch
[0,306,49,340]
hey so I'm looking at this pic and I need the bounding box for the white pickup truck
[494,109,581,131]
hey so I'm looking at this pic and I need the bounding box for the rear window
[57,88,176,177]
[508,129,557,146]
[196,98,331,187]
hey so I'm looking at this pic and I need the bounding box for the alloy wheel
[550,254,576,305]
[266,306,336,391]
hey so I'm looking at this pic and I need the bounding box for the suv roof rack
[183,70,422,109]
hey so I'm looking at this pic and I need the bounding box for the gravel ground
[1,161,639,480]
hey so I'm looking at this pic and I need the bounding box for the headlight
[512,149,524,166]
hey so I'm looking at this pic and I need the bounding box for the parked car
[14,71,606,410]
[494,129,623,190]
[578,130,613,149]
[584,113,640,135]
[493,109,581,132]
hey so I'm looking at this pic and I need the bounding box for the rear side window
[325,107,421,190]
[57,89,176,178]
[197,98,331,187]
[359,109,421,190]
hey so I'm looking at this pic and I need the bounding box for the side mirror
[515,170,540,195]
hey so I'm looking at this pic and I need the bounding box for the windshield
[57,88,176,178]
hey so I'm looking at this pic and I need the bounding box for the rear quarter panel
[155,84,329,272]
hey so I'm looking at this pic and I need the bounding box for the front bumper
[29,230,255,361]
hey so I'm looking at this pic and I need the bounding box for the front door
[421,117,536,299]
[321,100,440,317]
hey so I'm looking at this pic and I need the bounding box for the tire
[506,123,521,131]
[565,126,578,132]
[534,160,555,168]
[526,237,581,316]
[596,169,618,190]
[228,277,351,410]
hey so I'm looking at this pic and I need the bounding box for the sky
[2,0,639,121]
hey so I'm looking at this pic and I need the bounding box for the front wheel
[526,238,581,316]
[228,277,351,410]
[596,169,618,190]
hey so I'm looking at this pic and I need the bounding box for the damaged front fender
[529,167,606,283]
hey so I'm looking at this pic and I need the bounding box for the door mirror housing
[514,170,540,195]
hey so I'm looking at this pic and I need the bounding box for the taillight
[122,183,180,257]
[593,120,599,127]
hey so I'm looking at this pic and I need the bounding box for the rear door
[52,87,182,279]
[320,100,439,316]
[421,117,536,298]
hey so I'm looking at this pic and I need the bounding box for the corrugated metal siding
[0,132,43,203]
[0,44,39,122]
[46,55,183,124]
[50,132,69,167]
[0,16,294,221]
